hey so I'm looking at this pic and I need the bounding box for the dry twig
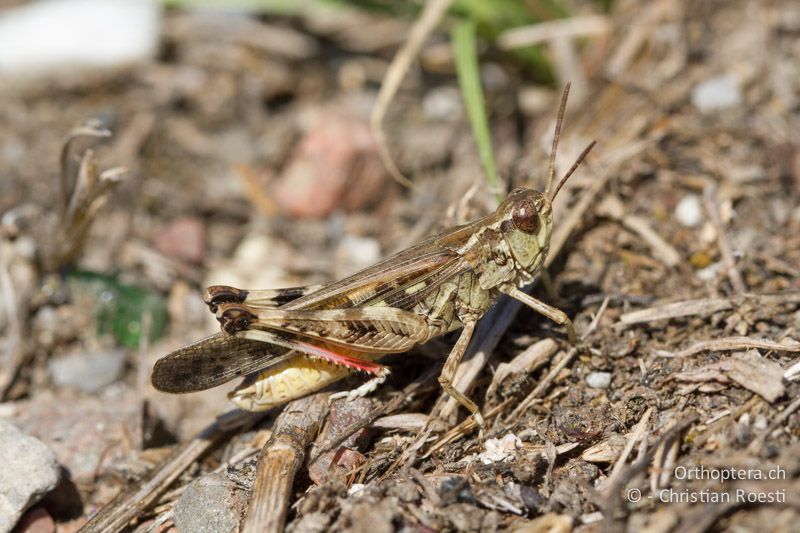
[309,364,440,463]
[241,394,329,533]
[509,347,578,419]
[371,0,454,188]
[598,407,654,494]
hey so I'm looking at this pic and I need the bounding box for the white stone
[674,194,703,228]
[691,74,742,113]
[0,0,160,77]
[347,483,367,497]
[586,372,611,389]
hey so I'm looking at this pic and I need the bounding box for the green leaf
[68,271,168,348]
[451,19,502,202]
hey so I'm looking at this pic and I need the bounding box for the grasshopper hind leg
[330,366,391,403]
[437,318,486,438]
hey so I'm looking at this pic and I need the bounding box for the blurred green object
[163,0,583,77]
[68,271,168,348]
[452,19,502,202]
[451,0,556,78]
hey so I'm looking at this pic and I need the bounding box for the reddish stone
[308,397,373,484]
[152,216,206,264]
[273,107,386,218]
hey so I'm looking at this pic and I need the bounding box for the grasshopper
[152,85,594,429]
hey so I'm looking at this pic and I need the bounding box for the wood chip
[673,350,785,403]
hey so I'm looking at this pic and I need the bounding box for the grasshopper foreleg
[437,318,486,437]
[502,286,577,345]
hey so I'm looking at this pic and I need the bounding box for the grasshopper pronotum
[152,84,595,429]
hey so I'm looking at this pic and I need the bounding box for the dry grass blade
[655,336,800,358]
[498,15,611,49]
[0,245,26,399]
[370,0,454,188]
[598,194,681,267]
[619,291,800,325]
[59,120,111,215]
[509,347,578,419]
[546,162,612,268]
[423,399,512,458]
[241,394,329,533]
[48,121,126,272]
[498,17,609,105]
[591,412,699,529]
[485,338,558,399]
[703,186,746,294]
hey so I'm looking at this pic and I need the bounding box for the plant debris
[0,1,799,532]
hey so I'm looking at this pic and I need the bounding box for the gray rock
[0,421,61,533]
[13,391,139,485]
[49,349,126,392]
[173,473,248,533]
[586,372,612,389]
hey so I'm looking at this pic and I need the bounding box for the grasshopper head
[498,188,553,276]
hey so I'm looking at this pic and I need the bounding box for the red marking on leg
[297,341,382,374]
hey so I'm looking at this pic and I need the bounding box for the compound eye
[512,200,539,233]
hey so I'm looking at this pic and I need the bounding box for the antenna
[544,82,571,196]
[551,141,596,201]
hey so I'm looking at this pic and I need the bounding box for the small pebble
[422,86,462,121]
[152,216,206,265]
[336,235,381,276]
[49,350,126,393]
[586,372,612,389]
[691,74,742,113]
[478,433,521,465]
[347,483,367,497]
[0,421,61,533]
[674,194,703,227]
